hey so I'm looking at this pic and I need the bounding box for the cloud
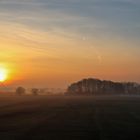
[0,0,140,41]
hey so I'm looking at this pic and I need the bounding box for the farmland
[0,95,140,140]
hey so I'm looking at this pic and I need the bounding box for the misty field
[0,95,140,140]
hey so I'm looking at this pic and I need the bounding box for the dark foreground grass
[0,95,140,140]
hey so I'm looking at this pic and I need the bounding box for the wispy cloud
[0,0,140,40]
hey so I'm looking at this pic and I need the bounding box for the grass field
[0,95,140,140]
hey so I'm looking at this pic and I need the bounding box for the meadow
[0,95,140,140]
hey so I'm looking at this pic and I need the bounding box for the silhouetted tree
[66,78,140,95]
[16,86,26,96]
[31,88,39,96]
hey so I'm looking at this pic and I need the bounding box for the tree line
[16,87,39,96]
[66,78,140,95]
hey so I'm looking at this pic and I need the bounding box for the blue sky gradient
[0,0,140,39]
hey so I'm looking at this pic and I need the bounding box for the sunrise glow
[0,67,8,82]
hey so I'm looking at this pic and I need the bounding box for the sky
[0,0,140,88]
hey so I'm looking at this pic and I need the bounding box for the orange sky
[1,32,140,88]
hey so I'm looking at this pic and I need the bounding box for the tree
[31,88,39,96]
[16,87,26,96]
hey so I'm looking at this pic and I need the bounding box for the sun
[0,68,8,82]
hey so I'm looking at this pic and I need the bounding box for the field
[0,95,140,140]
